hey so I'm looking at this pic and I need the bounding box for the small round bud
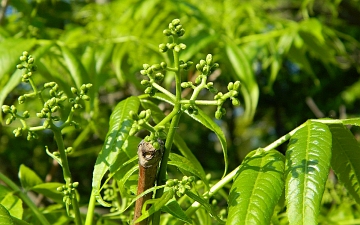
[166,180,175,187]
[143,64,151,70]
[139,110,146,119]
[215,110,223,119]
[202,65,209,74]
[196,63,203,72]
[200,60,206,67]
[71,87,78,95]
[195,76,202,85]
[22,51,29,56]
[167,43,176,50]
[16,64,24,69]
[10,105,17,114]
[172,19,181,26]
[181,82,190,88]
[6,117,12,125]
[155,73,164,81]
[28,57,34,64]
[163,29,171,36]
[159,43,168,53]
[160,62,167,69]
[141,80,151,86]
[152,141,160,150]
[20,56,27,61]
[233,81,241,90]
[178,43,186,49]
[81,95,90,101]
[18,96,26,104]
[72,182,79,188]
[232,98,240,106]
[2,105,11,113]
[174,45,181,52]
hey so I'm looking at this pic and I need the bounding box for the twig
[133,140,163,225]
[305,96,324,118]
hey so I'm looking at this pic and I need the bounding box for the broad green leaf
[18,165,43,190]
[0,194,23,220]
[168,153,207,183]
[152,93,228,176]
[0,204,14,225]
[115,162,138,198]
[162,198,192,224]
[92,96,140,206]
[328,123,360,204]
[285,121,332,225]
[227,149,285,225]
[95,42,114,74]
[30,183,64,204]
[225,40,259,124]
[59,45,88,89]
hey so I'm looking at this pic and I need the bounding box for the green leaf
[341,118,360,127]
[152,93,228,176]
[225,40,259,124]
[162,198,192,224]
[30,183,64,204]
[328,123,360,204]
[168,153,207,183]
[226,149,285,225]
[285,121,332,225]
[59,45,88,89]
[92,96,140,206]
[0,194,23,220]
[0,204,14,225]
[95,42,114,74]
[18,165,43,190]
[135,188,174,223]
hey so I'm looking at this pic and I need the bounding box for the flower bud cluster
[140,63,166,96]
[182,104,198,115]
[69,83,92,109]
[129,109,152,136]
[195,54,219,76]
[166,176,195,197]
[57,182,79,206]
[16,51,37,83]
[214,81,241,119]
[162,19,185,38]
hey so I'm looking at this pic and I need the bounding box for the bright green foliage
[329,123,360,204]
[0,204,14,225]
[285,121,332,225]
[227,149,285,225]
[92,96,140,206]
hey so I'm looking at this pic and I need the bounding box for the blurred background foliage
[0,0,360,221]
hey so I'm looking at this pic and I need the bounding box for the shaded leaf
[328,123,360,204]
[225,40,259,124]
[285,121,332,225]
[18,165,43,191]
[162,198,192,224]
[92,96,140,206]
[226,149,285,225]
[168,153,207,183]
[30,183,64,204]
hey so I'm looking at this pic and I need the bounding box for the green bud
[13,128,22,137]
[22,51,29,57]
[10,105,17,114]
[200,59,206,67]
[160,62,167,69]
[232,98,240,106]
[227,82,234,91]
[129,111,138,120]
[181,82,190,88]
[144,87,153,94]
[155,73,164,81]
[166,180,175,187]
[66,147,73,154]
[167,43,176,50]
[2,105,10,113]
[52,106,60,112]
[6,117,12,125]
[202,65,209,74]
[174,45,181,52]
[28,57,34,64]
[213,63,219,68]
[71,87,78,95]
[18,96,26,104]
[172,19,181,26]
[196,63,203,72]
[178,43,186,49]
[16,64,24,69]
[72,182,79,188]
[23,111,30,118]
[152,141,160,150]
[141,80,151,86]
[81,95,90,101]
[20,56,27,61]
[85,83,93,89]
[233,81,241,90]
[163,29,171,36]
[206,54,213,65]
[159,43,168,53]
[43,120,50,129]
[139,110,146,119]
[143,64,151,70]
[215,110,222,119]
[194,76,202,85]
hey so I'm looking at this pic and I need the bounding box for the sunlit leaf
[168,153,207,183]
[162,198,192,224]
[0,194,23,220]
[30,183,64,204]
[0,204,14,225]
[227,149,285,225]
[92,96,140,206]
[285,121,332,225]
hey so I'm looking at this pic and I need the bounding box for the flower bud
[163,29,171,36]
[151,64,161,71]
[2,105,10,113]
[215,111,222,119]
[232,98,240,106]
[141,80,151,86]
[172,19,181,26]
[22,51,29,57]
[28,57,34,64]
[81,95,90,101]
[20,56,27,61]
[10,105,17,114]
[227,82,234,91]
[16,64,24,69]
[159,43,168,53]
[174,45,181,52]
[143,64,151,70]
[233,81,241,90]
[206,54,213,65]
[178,43,186,49]
[23,111,30,118]
[71,87,78,95]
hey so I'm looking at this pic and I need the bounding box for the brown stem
[133,140,163,225]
